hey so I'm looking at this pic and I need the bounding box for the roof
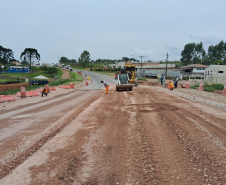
[178,64,207,69]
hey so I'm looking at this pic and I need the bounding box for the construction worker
[101,80,109,94]
[168,80,174,91]
[163,76,166,88]
[42,88,48,97]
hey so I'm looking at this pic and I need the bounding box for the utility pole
[166,53,169,77]
[140,56,143,75]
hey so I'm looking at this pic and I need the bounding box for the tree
[180,42,205,65]
[0,46,14,70]
[47,67,58,77]
[78,50,91,68]
[21,60,29,65]
[59,57,68,64]
[20,48,40,73]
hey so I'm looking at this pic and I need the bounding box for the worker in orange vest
[168,80,174,91]
[101,81,109,94]
[42,88,48,97]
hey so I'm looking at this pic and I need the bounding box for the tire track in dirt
[0,90,103,180]
[146,86,226,184]
[127,88,203,184]
[0,89,81,115]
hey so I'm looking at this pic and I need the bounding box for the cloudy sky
[1,0,226,63]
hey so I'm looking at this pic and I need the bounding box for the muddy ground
[0,83,226,185]
[0,83,30,93]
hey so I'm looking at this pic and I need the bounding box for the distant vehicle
[61,64,65,68]
[66,65,70,69]
[145,73,157,78]
[29,80,48,85]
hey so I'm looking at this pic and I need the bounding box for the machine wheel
[135,81,138,86]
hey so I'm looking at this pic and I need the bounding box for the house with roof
[10,61,21,65]
[8,66,30,73]
[174,64,208,79]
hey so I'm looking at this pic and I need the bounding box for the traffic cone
[70,82,74,89]
[0,95,4,103]
[199,82,203,91]
[16,92,21,97]
[185,81,190,89]
[21,87,27,98]
[223,84,226,96]
[46,84,50,93]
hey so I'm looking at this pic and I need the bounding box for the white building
[204,65,226,84]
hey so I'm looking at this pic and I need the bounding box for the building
[10,61,21,65]
[8,66,30,73]
[109,62,180,76]
[108,62,125,69]
[175,64,208,78]
[204,65,226,84]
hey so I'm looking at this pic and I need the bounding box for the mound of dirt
[0,83,30,92]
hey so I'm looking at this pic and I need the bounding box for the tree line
[0,45,40,73]
[181,41,226,65]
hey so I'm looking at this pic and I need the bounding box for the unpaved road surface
[61,70,71,79]
[1,74,226,184]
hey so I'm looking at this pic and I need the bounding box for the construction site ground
[1,73,226,185]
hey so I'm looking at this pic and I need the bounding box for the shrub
[190,84,199,89]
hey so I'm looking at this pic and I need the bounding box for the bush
[204,88,215,92]
[204,84,224,90]
[190,84,199,89]
[138,77,147,81]
[182,77,189,80]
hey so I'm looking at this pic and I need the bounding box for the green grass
[138,77,147,81]
[189,83,224,91]
[203,84,224,92]
[190,84,199,89]
[0,70,84,95]
[0,85,45,95]
[0,71,53,84]
[72,67,86,70]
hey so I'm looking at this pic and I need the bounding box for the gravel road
[1,72,226,185]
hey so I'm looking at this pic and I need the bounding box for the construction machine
[116,65,138,91]
[124,64,138,86]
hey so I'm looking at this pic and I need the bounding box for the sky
[1,0,226,64]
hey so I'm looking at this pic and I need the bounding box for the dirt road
[1,82,226,184]
[61,70,71,79]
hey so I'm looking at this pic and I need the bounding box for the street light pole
[140,56,143,76]
[166,53,169,77]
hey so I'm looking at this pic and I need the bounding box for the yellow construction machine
[116,64,138,91]
[125,64,138,86]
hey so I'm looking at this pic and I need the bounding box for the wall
[204,65,226,84]
[192,67,205,73]
[139,69,180,77]
[136,63,176,69]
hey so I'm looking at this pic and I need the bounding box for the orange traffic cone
[46,84,50,93]
[21,87,27,98]
[223,84,226,96]
[0,95,4,103]
[185,81,190,89]
[199,82,203,91]
[70,82,74,89]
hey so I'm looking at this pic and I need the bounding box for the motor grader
[116,64,138,91]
